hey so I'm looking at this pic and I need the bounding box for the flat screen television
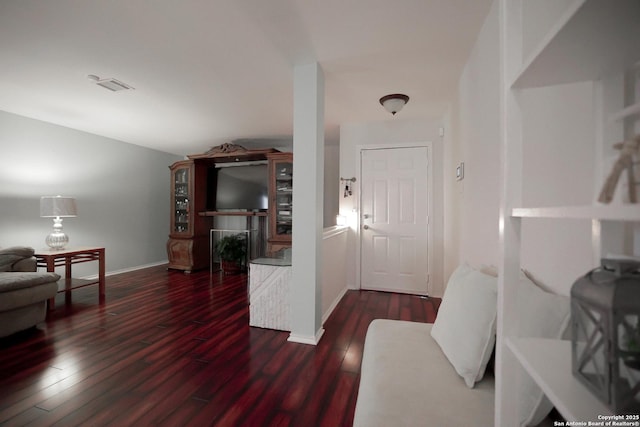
[214,164,268,211]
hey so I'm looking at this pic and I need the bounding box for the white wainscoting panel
[248,226,348,333]
[322,226,348,323]
[249,263,292,331]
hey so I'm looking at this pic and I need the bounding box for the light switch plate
[456,162,464,181]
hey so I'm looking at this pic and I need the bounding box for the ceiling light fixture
[379,93,409,115]
[87,74,135,92]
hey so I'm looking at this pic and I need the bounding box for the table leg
[65,256,72,305]
[98,248,106,303]
[47,257,56,311]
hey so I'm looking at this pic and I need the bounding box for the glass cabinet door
[267,152,293,255]
[173,167,190,233]
[274,161,293,237]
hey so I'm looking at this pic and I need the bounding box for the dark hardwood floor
[0,265,440,427]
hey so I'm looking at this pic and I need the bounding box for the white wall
[444,0,501,282]
[447,0,599,296]
[323,145,340,227]
[0,110,182,277]
[339,117,445,296]
[522,0,575,61]
[442,102,461,282]
[520,82,596,295]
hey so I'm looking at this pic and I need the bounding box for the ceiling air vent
[87,74,135,92]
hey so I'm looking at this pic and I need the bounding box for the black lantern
[571,258,640,414]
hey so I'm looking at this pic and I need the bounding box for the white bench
[353,319,494,427]
[354,262,570,427]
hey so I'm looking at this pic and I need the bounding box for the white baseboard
[80,260,167,280]
[288,327,325,346]
[322,286,348,324]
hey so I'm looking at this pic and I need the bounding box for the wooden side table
[34,247,105,310]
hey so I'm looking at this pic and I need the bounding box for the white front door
[360,146,429,295]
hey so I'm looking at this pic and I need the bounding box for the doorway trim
[355,141,434,295]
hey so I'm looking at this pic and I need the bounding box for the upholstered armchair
[0,246,60,337]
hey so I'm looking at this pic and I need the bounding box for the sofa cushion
[430,263,498,388]
[0,272,60,293]
[0,246,36,272]
[11,257,37,272]
[353,320,494,427]
[0,280,58,312]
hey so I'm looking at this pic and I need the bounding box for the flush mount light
[87,74,135,92]
[379,93,409,115]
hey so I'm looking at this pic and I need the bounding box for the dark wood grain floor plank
[0,266,440,426]
[320,371,358,427]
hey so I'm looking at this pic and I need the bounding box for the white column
[289,62,325,345]
[496,0,522,425]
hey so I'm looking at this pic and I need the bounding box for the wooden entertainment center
[167,143,293,272]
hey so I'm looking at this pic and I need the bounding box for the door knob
[363,225,369,230]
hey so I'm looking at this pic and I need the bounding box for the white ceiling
[0,0,492,156]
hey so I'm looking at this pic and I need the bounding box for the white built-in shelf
[512,205,640,222]
[507,338,612,422]
[609,102,640,123]
[512,0,640,89]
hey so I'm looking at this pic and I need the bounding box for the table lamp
[40,196,77,250]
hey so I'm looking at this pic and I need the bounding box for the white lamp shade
[40,196,77,217]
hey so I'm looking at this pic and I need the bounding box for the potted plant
[215,233,247,274]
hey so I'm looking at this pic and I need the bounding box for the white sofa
[353,319,494,427]
[353,263,570,427]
